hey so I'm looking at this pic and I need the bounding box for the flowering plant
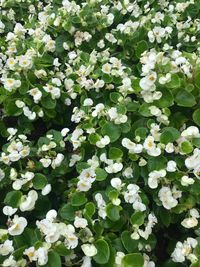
[1,0,200,266]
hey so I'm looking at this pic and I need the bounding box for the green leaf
[109,147,123,159]
[102,74,113,83]
[101,122,121,142]
[19,79,29,94]
[34,53,53,67]
[126,101,140,112]
[135,40,148,58]
[195,70,200,89]
[159,208,171,227]
[4,99,22,116]
[13,245,28,260]
[166,74,181,89]
[139,103,151,117]
[54,243,70,256]
[110,92,122,103]
[192,138,200,148]
[56,34,68,53]
[76,162,90,173]
[4,191,22,208]
[193,109,200,126]
[108,190,119,200]
[88,133,100,144]
[41,96,56,109]
[148,156,167,171]
[135,127,148,139]
[43,251,61,267]
[181,141,193,154]
[93,239,110,264]
[154,88,174,108]
[163,260,182,267]
[122,253,144,267]
[121,231,138,253]
[84,202,96,218]
[33,173,48,190]
[59,203,78,221]
[130,211,145,226]
[71,192,87,206]
[80,52,90,63]
[106,203,121,221]
[95,168,108,181]
[175,89,196,107]
[190,263,200,267]
[160,127,180,144]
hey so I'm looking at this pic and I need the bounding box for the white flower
[28,88,42,103]
[111,178,123,190]
[148,169,166,189]
[0,240,14,256]
[181,217,198,228]
[143,136,161,156]
[149,106,161,116]
[92,103,105,117]
[40,158,51,168]
[165,143,174,153]
[167,161,177,172]
[95,193,107,219]
[45,39,56,52]
[20,190,38,212]
[123,167,133,178]
[43,84,60,99]
[74,216,88,228]
[81,256,92,267]
[124,184,146,211]
[81,244,97,257]
[159,73,171,84]
[83,98,93,106]
[61,128,70,137]
[77,180,92,192]
[6,58,17,69]
[64,225,78,249]
[8,215,27,236]
[42,184,52,195]
[51,153,64,169]
[171,238,198,263]
[46,209,57,222]
[115,252,125,266]
[148,27,166,43]
[96,135,110,148]
[185,149,200,169]
[0,20,5,33]
[2,78,21,92]
[79,168,96,183]
[105,162,123,173]
[3,206,17,216]
[122,138,143,153]
[18,55,32,69]
[102,63,112,74]
[138,213,157,240]
[190,208,200,218]
[23,106,36,120]
[181,126,200,138]
[24,246,37,262]
[139,72,157,91]
[0,168,5,181]
[36,218,60,244]
[158,187,178,210]
[37,247,48,265]
[181,175,194,186]
[2,255,16,267]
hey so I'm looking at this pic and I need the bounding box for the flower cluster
[0,0,200,266]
